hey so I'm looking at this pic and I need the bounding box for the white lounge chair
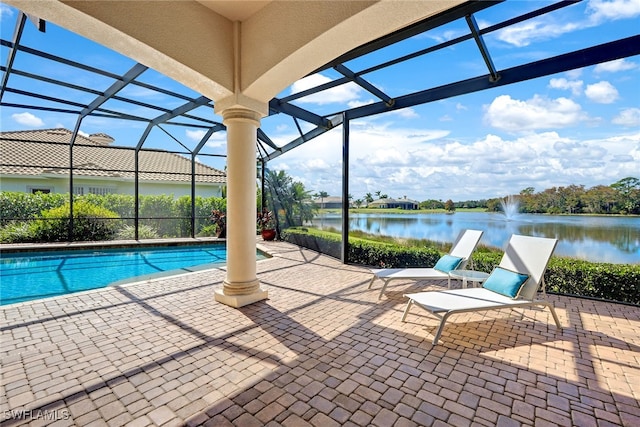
[368,229,484,299]
[402,234,561,344]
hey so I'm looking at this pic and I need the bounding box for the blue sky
[1,0,639,202]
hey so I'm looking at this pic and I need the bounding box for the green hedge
[281,227,640,305]
[0,192,66,224]
[282,227,441,268]
[0,191,226,241]
[31,201,120,242]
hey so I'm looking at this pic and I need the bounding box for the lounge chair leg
[546,304,562,328]
[432,312,452,344]
[378,280,389,299]
[401,300,413,322]
[368,275,377,289]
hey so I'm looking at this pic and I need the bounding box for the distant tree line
[313,177,640,215]
[454,177,639,215]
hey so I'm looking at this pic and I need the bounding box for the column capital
[214,93,268,119]
[220,107,263,126]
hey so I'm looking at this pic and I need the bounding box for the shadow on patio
[1,240,638,426]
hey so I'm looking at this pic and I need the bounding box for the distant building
[313,196,351,209]
[369,196,420,210]
[0,128,226,197]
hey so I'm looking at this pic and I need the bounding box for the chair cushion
[482,267,529,298]
[433,255,463,273]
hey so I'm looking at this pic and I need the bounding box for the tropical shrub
[116,224,159,240]
[0,192,229,241]
[281,227,441,267]
[0,191,66,225]
[197,224,219,237]
[0,222,34,243]
[544,258,639,305]
[30,201,120,242]
[82,193,136,218]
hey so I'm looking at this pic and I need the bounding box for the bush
[82,193,135,218]
[281,227,640,305]
[544,258,639,305]
[116,224,159,240]
[281,227,441,267]
[0,191,66,225]
[196,224,217,237]
[30,201,120,242]
[0,192,228,241]
[0,222,34,243]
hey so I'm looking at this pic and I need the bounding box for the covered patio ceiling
[2,0,638,164]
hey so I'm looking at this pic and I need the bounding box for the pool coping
[0,237,226,254]
[0,238,275,307]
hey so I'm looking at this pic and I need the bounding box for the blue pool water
[0,244,262,306]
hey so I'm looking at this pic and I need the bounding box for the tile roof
[0,128,226,184]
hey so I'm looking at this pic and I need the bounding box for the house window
[73,186,84,195]
[89,187,114,195]
[30,188,51,194]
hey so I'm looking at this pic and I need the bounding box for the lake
[310,212,640,264]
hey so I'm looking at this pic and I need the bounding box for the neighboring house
[369,197,420,210]
[313,196,351,209]
[0,128,226,198]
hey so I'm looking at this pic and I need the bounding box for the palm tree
[265,169,316,235]
[265,169,294,235]
[365,192,373,207]
[292,181,314,225]
[314,191,329,209]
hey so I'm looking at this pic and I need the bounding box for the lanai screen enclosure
[1,0,639,259]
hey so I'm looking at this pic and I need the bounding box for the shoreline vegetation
[317,177,640,216]
[319,207,640,217]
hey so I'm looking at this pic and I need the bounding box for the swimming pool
[0,244,265,305]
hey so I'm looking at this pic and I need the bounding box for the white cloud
[290,74,362,105]
[585,81,619,103]
[612,108,640,126]
[566,69,583,80]
[496,20,581,47]
[496,0,640,48]
[587,0,640,23]
[186,129,206,141]
[388,107,419,120]
[484,95,587,132]
[0,3,14,19]
[347,99,375,109]
[12,112,45,127]
[187,128,227,148]
[594,58,638,73]
[269,110,640,200]
[425,28,467,44]
[549,78,583,96]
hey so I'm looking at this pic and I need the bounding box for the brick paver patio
[1,240,639,426]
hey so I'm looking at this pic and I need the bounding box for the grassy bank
[320,208,486,214]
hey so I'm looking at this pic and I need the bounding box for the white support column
[214,106,267,307]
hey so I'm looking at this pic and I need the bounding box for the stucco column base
[214,279,268,308]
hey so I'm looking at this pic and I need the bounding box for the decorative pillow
[433,255,463,273]
[482,267,529,298]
